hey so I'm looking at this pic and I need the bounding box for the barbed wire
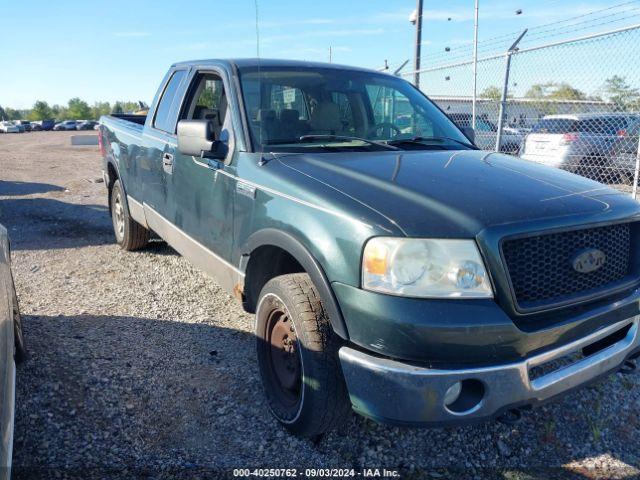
[422,1,640,65]
[425,7,640,64]
[425,12,640,66]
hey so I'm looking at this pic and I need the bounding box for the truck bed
[109,113,147,126]
[100,114,146,140]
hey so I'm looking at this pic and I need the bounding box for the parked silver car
[0,224,26,480]
[53,120,78,131]
[520,113,639,181]
[610,117,640,180]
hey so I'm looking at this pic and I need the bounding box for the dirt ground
[1,131,639,479]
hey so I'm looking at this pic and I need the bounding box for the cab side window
[182,73,228,139]
[154,69,187,133]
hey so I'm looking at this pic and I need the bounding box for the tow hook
[619,359,637,375]
[497,408,523,425]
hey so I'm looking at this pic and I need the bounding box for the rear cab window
[153,69,187,133]
[270,85,309,120]
[366,85,435,137]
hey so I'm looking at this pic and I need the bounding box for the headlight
[362,237,493,298]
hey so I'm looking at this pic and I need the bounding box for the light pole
[495,29,527,151]
[472,0,479,129]
[411,0,424,88]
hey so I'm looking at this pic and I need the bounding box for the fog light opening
[444,379,485,414]
[443,381,462,406]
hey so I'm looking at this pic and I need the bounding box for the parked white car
[0,122,20,134]
[520,113,639,181]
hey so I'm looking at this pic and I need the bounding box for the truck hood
[277,150,631,237]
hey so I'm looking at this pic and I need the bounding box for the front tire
[256,273,351,437]
[110,180,150,251]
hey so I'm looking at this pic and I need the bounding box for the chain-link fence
[403,23,640,198]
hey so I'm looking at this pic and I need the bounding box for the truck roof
[171,58,379,73]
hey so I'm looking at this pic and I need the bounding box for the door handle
[162,153,174,166]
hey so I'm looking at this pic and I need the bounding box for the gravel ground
[1,131,639,479]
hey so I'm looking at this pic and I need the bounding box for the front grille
[502,223,634,311]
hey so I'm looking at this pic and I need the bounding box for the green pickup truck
[100,59,640,437]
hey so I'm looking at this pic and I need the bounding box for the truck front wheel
[109,180,150,251]
[256,273,351,437]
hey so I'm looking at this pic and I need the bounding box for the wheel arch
[241,228,349,340]
[106,157,122,211]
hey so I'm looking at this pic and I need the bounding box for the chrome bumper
[339,318,640,426]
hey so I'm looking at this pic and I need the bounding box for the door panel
[168,71,236,263]
[170,152,235,261]
[141,68,188,220]
[141,133,178,220]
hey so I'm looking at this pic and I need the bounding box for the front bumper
[332,281,640,365]
[339,317,640,426]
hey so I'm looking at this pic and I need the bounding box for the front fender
[241,228,349,339]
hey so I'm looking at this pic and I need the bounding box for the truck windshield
[238,66,472,153]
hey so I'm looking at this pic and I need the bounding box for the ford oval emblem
[572,248,606,273]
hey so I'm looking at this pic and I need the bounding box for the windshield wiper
[297,135,400,151]
[386,136,477,150]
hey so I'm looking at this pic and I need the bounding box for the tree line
[2,76,638,122]
[0,98,147,122]
[480,76,640,111]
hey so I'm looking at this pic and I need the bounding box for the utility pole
[472,0,479,129]
[413,0,424,88]
[329,46,332,63]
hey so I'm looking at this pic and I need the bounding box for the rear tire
[256,273,351,437]
[110,180,150,251]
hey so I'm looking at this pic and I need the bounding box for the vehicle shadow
[144,240,177,256]
[0,180,64,197]
[12,313,260,478]
[0,198,113,250]
[10,312,640,479]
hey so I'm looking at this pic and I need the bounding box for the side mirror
[461,126,475,144]
[177,120,227,160]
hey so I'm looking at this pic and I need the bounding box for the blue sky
[1,0,637,109]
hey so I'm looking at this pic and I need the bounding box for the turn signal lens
[363,242,389,275]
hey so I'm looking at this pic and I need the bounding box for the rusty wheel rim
[265,308,302,409]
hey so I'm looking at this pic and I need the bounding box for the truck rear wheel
[255,273,351,437]
[110,180,150,251]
